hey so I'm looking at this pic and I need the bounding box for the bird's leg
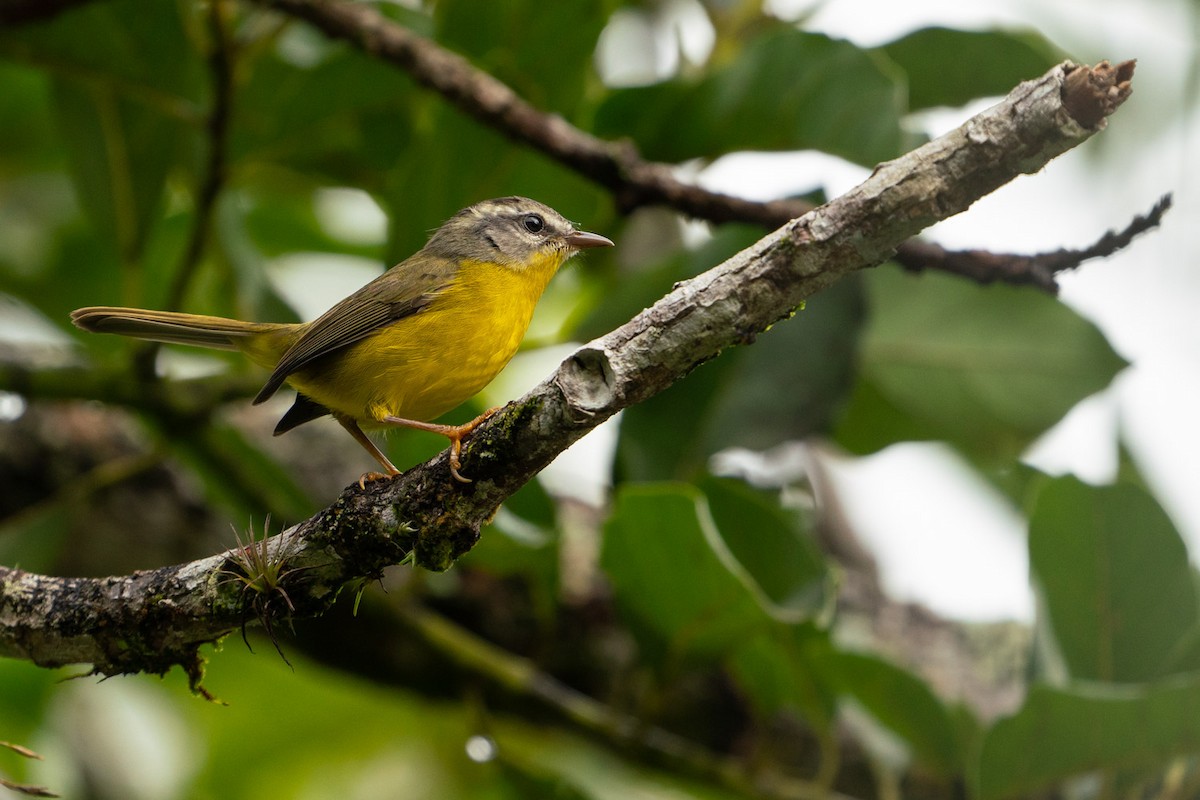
[381,408,499,483]
[335,415,401,489]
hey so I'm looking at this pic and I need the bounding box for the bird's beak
[566,230,614,250]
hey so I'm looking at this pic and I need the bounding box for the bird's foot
[357,469,400,490]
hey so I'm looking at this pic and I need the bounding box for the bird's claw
[357,470,399,490]
[448,439,471,484]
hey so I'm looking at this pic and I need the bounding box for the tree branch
[891,191,1171,293]
[399,602,854,800]
[0,354,261,414]
[163,0,236,312]
[254,0,1154,292]
[0,60,1135,677]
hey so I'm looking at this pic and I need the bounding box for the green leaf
[879,27,1065,111]
[700,276,865,453]
[50,77,180,263]
[600,483,777,662]
[238,183,386,262]
[232,46,418,184]
[0,64,59,169]
[594,26,906,166]
[977,678,1200,799]
[595,226,760,480]
[1,223,120,333]
[434,0,609,114]
[835,267,1127,461]
[829,376,933,454]
[573,219,740,343]
[465,482,559,607]
[0,660,60,741]
[0,0,200,97]
[728,626,838,730]
[495,708,752,800]
[175,644,756,799]
[613,353,730,482]
[499,475,557,531]
[730,634,969,776]
[825,650,966,776]
[697,476,832,619]
[463,518,557,602]
[491,758,593,800]
[1029,477,1198,682]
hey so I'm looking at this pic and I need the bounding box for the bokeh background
[1,0,1197,798]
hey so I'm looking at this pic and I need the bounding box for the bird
[71,196,613,483]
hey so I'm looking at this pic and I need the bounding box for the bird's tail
[70,306,295,366]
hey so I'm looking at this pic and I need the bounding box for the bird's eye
[522,214,545,234]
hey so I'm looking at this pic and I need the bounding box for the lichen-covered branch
[0,60,1135,676]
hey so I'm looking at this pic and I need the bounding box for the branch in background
[256,0,1154,292]
[893,192,1172,292]
[1021,192,1171,274]
[1,449,163,537]
[163,0,236,311]
[0,59,1133,675]
[0,355,312,521]
[399,603,854,800]
[0,356,262,416]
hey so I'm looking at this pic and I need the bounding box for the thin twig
[893,193,1173,293]
[164,0,236,311]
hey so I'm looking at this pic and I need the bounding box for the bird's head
[426,196,613,272]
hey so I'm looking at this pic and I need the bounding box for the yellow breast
[287,254,563,425]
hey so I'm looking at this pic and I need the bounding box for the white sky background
[592,0,1200,622]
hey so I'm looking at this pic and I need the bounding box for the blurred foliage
[878,26,1067,111]
[0,1,1187,799]
[834,268,1127,464]
[594,25,910,166]
[1030,477,1200,683]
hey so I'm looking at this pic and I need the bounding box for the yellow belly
[284,258,557,425]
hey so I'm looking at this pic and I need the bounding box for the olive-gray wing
[253,260,455,404]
